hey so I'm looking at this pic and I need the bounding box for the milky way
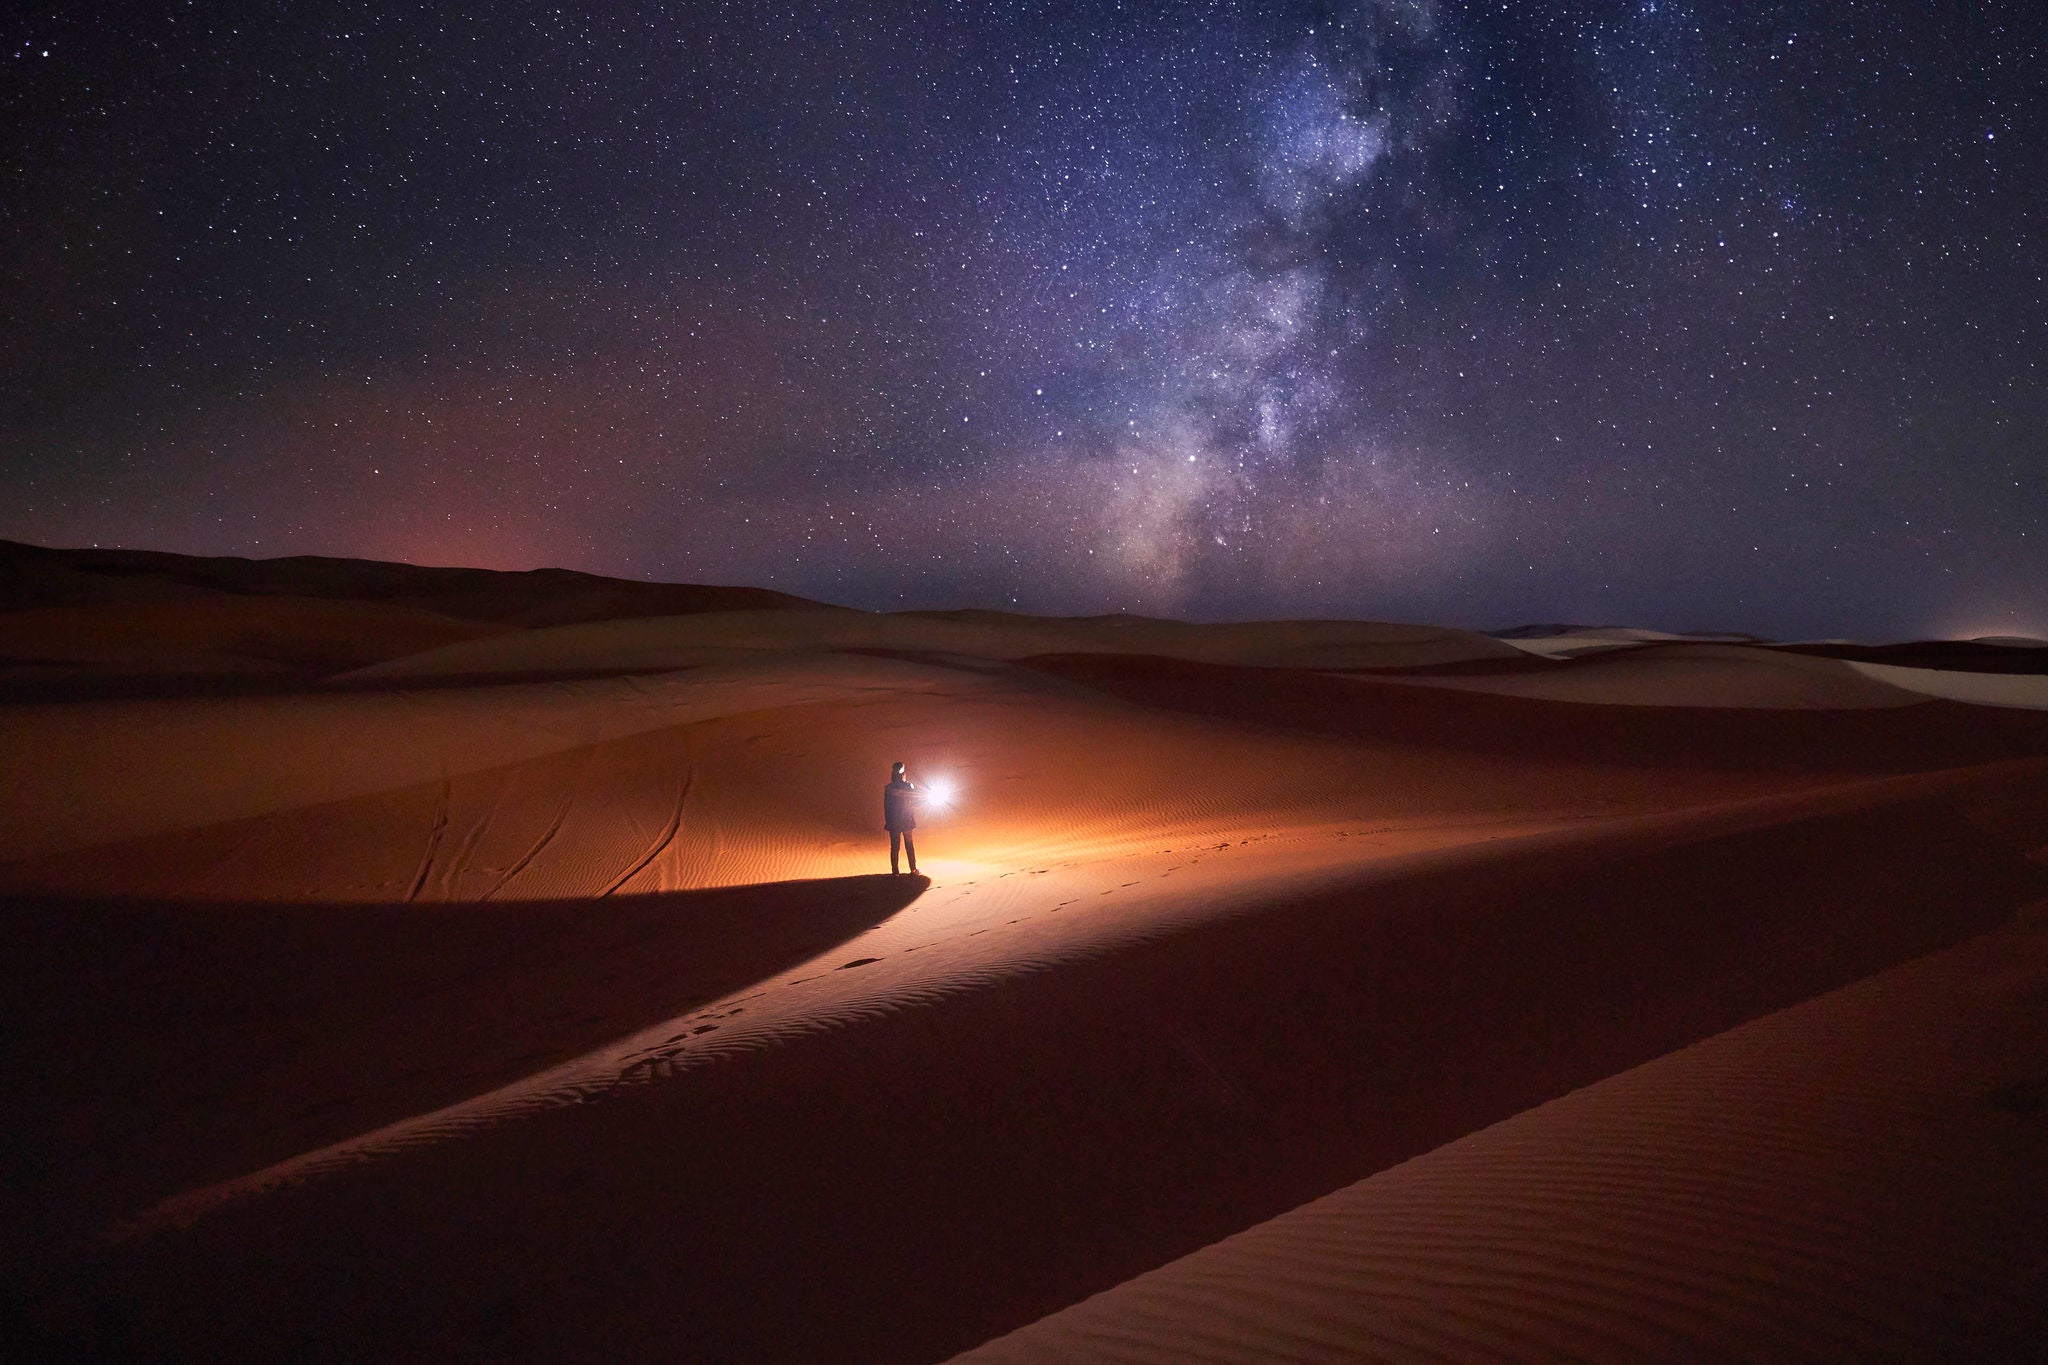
[4,2,2044,638]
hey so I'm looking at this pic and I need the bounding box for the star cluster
[3,1,2044,638]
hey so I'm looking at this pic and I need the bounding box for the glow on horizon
[1928,605,2048,644]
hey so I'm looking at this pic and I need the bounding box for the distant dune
[4,543,2046,1362]
[0,595,511,677]
[0,537,815,625]
[1783,636,2048,674]
[1494,622,2048,679]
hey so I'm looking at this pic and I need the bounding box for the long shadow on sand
[0,874,924,1267]
[36,765,2048,1365]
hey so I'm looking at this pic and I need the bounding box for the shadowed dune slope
[339,607,1521,680]
[957,904,2048,1363]
[0,597,513,676]
[22,761,2048,1364]
[1393,642,2048,709]
[1783,637,2048,674]
[1023,652,2048,772]
[1357,641,1928,709]
[1494,626,1761,659]
[0,876,923,1268]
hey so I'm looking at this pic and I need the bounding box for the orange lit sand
[5,559,2047,1361]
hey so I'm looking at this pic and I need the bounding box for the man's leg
[890,829,902,874]
[904,831,917,875]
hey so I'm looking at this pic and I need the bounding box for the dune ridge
[1361,641,1929,709]
[0,596,511,676]
[338,606,1522,680]
[956,904,2048,1362]
[0,537,814,622]
[1845,658,2048,709]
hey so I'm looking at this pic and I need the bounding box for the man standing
[883,761,919,876]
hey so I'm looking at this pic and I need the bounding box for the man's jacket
[883,779,918,831]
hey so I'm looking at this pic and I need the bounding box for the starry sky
[4,1,2045,639]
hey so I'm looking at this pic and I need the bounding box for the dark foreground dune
[2,876,924,1268]
[962,904,2048,1363]
[3,544,2047,1362]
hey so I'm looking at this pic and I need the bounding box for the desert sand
[4,541,2046,1361]
[959,900,2048,1362]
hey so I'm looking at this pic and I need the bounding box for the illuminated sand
[0,646,1806,896]
[5,557,2048,1361]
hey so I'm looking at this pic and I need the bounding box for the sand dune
[2,875,928,1267]
[7,545,2048,1362]
[1495,625,1711,658]
[958,904,2048,1362]
[0,537,812,623]
[9,638,2018,901]
[13,760,2046,1362]
[0,649,1562,885]
[1847,658,2048,709]
[1023,652,2048,775]
[1363,642,1929,709]
[0,596,510,676]
[1782,636,2048,673]
[0,653,963,862]
[342,605,1523,680]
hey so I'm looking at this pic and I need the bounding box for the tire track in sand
[599,738,693,897]
[402,773,451,903]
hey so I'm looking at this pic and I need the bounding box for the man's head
[892,761,905,778]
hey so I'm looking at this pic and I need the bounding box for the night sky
[5,2,2044,640]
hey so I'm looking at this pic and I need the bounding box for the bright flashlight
[925,777,956,809]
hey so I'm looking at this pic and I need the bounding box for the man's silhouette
[883,761,919,875]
